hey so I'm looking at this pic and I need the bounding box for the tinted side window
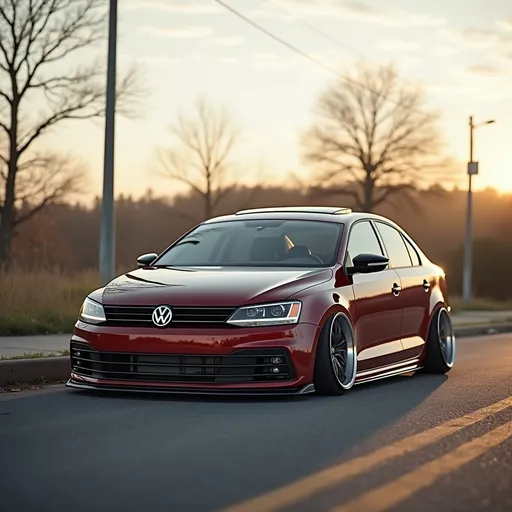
[347,221,384,266]
[403,236,421,266]
[375,222,412,268]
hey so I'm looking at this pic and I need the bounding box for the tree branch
[303,60,449,211]
[157,97,244,218]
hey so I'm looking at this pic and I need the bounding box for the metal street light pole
[462,116,495,304]
[99,0,118,285]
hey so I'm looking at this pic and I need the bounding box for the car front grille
[103,305,236,327]
[70,342,295,384]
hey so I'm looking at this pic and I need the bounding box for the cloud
[252,53,279,62]
[430,45,460,58]
[251,52,293,69]
[260,0,446,28]
[377,39,424,53]
[496,19,512,32]
[210,36,244,47]
[139,25,213,39]
[441,27,512,49]
[127,0,221,14]
[467,64,502,75]
[440,28,495,49]
[218,57,238,64]
[140,56,181,66]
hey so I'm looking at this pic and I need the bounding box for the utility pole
[99,0,118,285]
[462,116,495,305]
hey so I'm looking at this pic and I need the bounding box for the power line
[261,0,475,121]
[261,0,418,87]
[212,0,428,116]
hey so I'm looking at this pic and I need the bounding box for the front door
[345,220,404,371]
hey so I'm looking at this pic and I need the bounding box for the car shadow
[70,370,447,405]
[2,371,451,512]
[63,370,450,512]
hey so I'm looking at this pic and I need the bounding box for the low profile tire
[313,313,357,396]
[423,307,456,374]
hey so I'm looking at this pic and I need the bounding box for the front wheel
[423,307,456,374]
[314,313,357,396]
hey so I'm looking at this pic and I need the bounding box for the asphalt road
[1,334,511,512]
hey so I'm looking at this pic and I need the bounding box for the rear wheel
[423,307,455,374]
[314,313,357,396]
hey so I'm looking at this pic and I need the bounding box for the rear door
[373,221,430,360]
[345,220,404,371]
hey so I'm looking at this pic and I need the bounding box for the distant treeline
[11,185,512,300]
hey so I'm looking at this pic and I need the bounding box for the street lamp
[462,116,495,305]
[99,0,118,285]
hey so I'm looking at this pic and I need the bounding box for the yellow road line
[221,396,512,512]
[331,419,512,512]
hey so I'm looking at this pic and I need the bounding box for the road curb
[1,325,512,386]
[454,323,512,338]
[0,356,70,386]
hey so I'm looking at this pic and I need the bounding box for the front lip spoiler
[65,379,316,396]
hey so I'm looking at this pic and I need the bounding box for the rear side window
[346,221,384,266]
[403,236,421,266]
[375,222,412,268]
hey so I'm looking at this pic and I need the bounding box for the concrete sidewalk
[1,311,512,359]
[0,334,70,358]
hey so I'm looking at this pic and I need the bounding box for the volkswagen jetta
[67,206,455,396]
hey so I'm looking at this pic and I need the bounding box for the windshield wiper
[174,240,200,247]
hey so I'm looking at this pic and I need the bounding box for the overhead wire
[211,0,430,117]
[259,0,419,88]
[260,0,474,121]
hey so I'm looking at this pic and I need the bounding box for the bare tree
[158,97,244,221]
[303,61,451,212]
[0,0,143,265]
[9,153,86,224]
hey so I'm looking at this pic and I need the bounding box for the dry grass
[2,268,512,336]
[0,268,99,336]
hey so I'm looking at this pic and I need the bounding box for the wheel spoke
[329,316,356,389]
[335,353,347,367]
[332,356,344,379]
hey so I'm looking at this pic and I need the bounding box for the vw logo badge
[152,305,173,327]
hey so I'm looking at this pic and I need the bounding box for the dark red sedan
[67,206,455,396]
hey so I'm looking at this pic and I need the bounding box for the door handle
[392,283,401,296]
[423,279,431,292]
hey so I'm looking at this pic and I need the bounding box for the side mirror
[137,252,158,268]
[348,253,389,275]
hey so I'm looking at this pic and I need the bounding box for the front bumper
[67,321,320,395]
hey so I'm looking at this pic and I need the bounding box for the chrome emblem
[152,305,173,327]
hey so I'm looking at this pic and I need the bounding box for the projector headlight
[79,297,106,325]
[226,301,301,327]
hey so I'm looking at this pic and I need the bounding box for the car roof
[203,206,393,225]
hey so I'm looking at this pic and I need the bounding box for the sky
[49,0,512,199]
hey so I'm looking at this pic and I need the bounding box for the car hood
[100,266,333,306]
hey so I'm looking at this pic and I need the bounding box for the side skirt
[354,359,422,385]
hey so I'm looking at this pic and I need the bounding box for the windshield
[155,219,344,268]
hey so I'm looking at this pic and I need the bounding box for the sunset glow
[44,0,512,197]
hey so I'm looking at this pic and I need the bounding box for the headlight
[79,297,106,324]
[226,301,301,327]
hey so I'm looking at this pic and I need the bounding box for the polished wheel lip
[329,313,357,390]
[438,307,456,368]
